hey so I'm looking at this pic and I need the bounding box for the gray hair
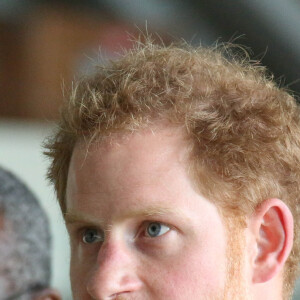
[0,167,51,299]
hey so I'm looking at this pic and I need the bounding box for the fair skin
[65,126,293,300]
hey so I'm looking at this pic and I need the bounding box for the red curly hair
[44,40,300,297]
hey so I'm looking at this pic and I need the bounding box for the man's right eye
[82,228,103,244]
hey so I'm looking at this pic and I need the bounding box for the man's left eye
[145,222,170,238]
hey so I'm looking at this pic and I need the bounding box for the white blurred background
[0,120,72,299]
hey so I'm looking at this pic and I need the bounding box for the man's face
[66,127,248,300]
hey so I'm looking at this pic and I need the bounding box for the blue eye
[82,228,103,244]
[146,222,170,238]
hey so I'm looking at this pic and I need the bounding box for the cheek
[178,250,226,291]
[70,254,83,298]
[142,240,227,299]
[69,248,94,299]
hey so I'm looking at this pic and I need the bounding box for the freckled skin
[65,127,241,300]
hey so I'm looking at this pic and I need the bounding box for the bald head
[0,167,52,299]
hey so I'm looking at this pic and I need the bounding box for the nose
[86,240,142,299]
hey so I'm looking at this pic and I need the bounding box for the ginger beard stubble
[221,214,250,300]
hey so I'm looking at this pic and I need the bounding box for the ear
[33,288,62,300]
[249,198,294,283]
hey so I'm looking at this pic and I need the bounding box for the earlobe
[251,198,294,283]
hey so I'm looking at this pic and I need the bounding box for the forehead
[65,126,212,217]
[69,126,191,182]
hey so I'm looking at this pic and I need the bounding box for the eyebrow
[64,212,103,226]
[64,205,188,226]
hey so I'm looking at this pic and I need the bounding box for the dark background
[0,0,299,120]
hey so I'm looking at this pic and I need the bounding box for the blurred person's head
[0,167,61,300]
[45,39,300,300]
